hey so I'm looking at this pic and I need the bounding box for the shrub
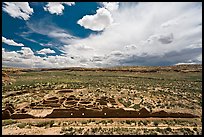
[153,121,159,126]
[193,128,197,131]
[2,119,17,126]
[101,120,108,125]
[67,127,73,131]
[49,120,54,127]
[132,104,140,110]
[180,128,194,135]
[142,120,148,126]
[81,121,88,125]
[91,128,98,133]
[138,120,143,126]
[35,120,54,127]
[125,120,131,125]
[108,120,113,124]
[166,127,172,132]
[155,127,162,132]
[17,123,27,129]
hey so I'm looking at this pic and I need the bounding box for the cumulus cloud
[2,47,78,68]
[2,36,24,46]
[158,33,174,44]
[44,2,75,15]
[77,8,113,31]
[2,2,202,68]
[18,47,35,59]
[2,2,33,20]
[3,47,44,68]
[101,2,119,12]
[37,48,56,55]
[64,2,202,67]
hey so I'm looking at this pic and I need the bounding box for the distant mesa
[8,64,201,73]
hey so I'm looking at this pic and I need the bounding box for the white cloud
[18,47,35,59]
[3,2,33,20]
[2,36,24,46]
[158,33,174,44]
[26,21,77,45]
[37,48,56,55]
[77,8,113,31]
[3,2,202,68]
[44,2,75,15]
[65,2,202,67]
[101,2,119,12]
[2,47,77,68]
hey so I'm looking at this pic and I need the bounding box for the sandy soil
[2,125,201,135]
[2,126,62,135]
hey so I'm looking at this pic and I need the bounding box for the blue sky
[2,2,202,68]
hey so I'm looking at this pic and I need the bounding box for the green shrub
[155,127,162,132]
[132,104,140,110]
[101,120,108,125]
[153,121,159,126]
[180,128,194,135]
[67,127,73,131]
[81,121,87,125]
[91,128,98,133]
[125,120,131,125]
[2,119,17,126]
[193,128,197,131]
[138,120,143,126]
[35,120,54,127]
[108,120,113,124]
[49,120,54,127]
[166,127,172,132]
[142,120,148,126]
[17,123,27,128]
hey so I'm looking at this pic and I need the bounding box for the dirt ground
[2,117,201,135]
[2,124,201,135]
[2,126,62,135]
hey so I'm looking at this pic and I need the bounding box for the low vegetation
[2,65,202,135]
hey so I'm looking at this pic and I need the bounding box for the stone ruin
[2,93,199,120]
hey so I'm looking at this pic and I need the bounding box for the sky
[2,2,202,68]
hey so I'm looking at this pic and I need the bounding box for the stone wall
[11,113,34,119]
[44,107,199,118]
[2,97,200,120]
[2,110,11,120]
